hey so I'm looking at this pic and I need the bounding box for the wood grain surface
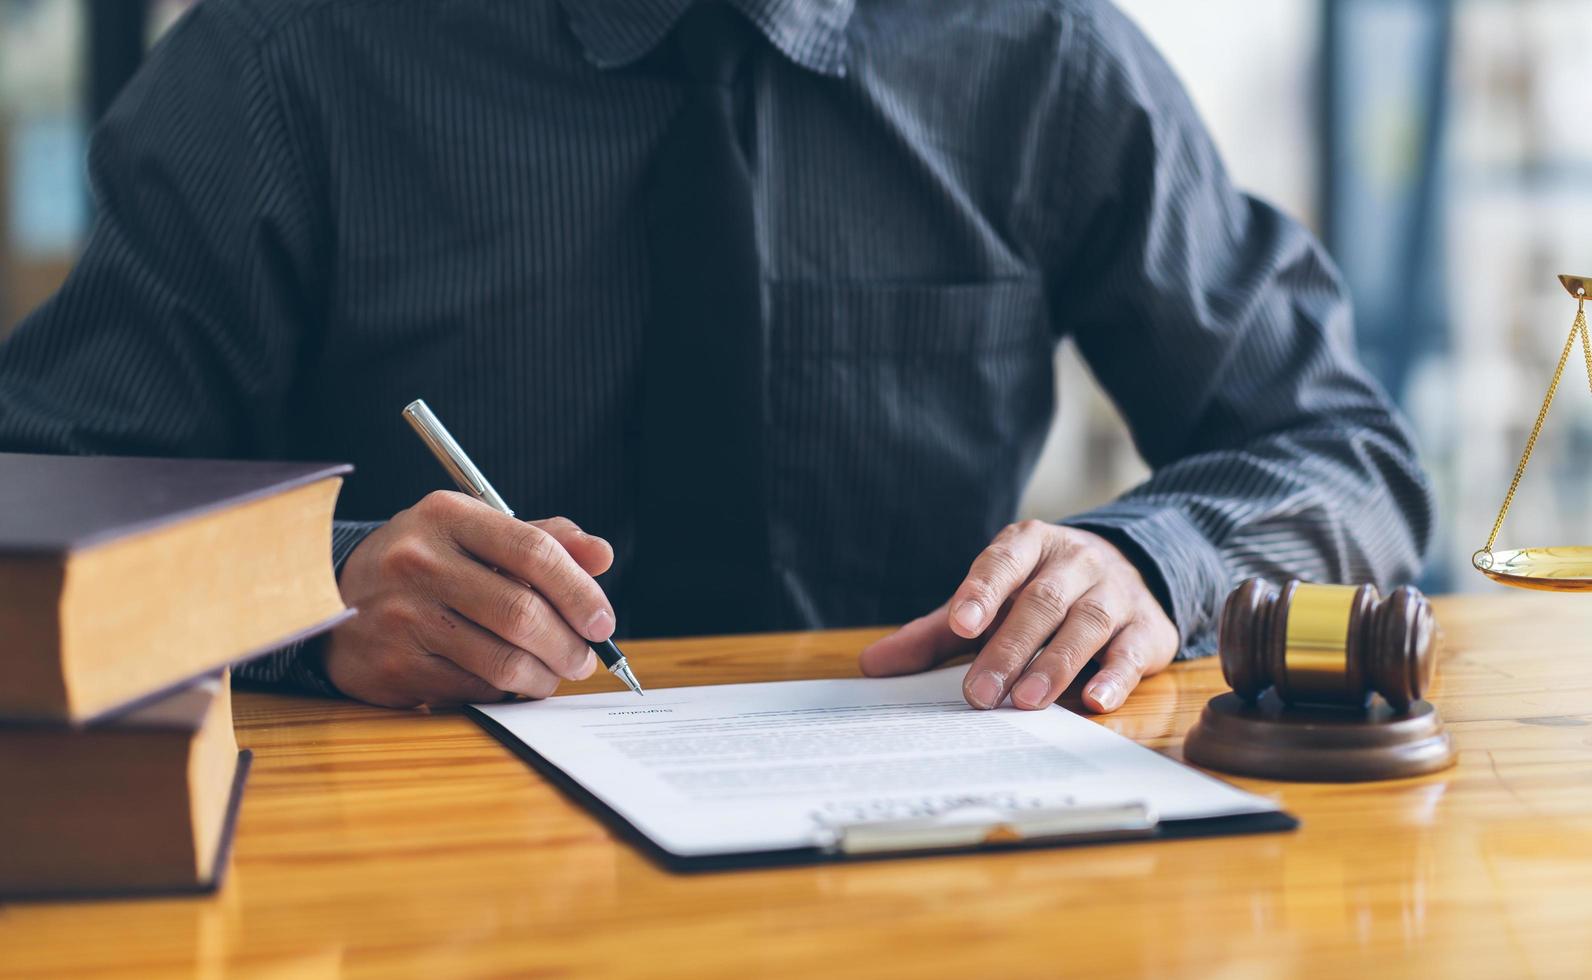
[3,592,1591,978]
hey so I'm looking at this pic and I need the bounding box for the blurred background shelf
[1,0,1587,593]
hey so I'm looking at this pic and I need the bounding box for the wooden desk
[4,593,1591,978]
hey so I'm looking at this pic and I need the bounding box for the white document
[472,668,1279,858]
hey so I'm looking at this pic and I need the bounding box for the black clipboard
[466,707,1299,873]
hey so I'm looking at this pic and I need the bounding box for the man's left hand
[858,523,1179,713]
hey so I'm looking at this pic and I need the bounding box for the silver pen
[402,398,645,696]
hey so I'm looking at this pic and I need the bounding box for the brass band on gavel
[1218,578,1436,711]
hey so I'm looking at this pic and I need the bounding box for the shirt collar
[560,0,854,77]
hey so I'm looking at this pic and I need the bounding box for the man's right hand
[321,491,617,708]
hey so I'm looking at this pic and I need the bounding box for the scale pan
[1475,546,1592,592]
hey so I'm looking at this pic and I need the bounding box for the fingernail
[577,649,597,679]
[1013,674,1050,709]
[585,608,615,641]
[967,670,1003,709]
[953,600,985,633]
[1088,678,1123,712]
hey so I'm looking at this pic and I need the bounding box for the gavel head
[1217,579,1436,711]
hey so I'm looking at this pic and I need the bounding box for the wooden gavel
[1217,578,1436,712]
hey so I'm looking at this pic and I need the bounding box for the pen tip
[612,661,645,697]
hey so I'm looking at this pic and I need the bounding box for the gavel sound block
[1182,579,1457,781]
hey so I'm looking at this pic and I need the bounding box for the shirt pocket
[766,277,1055,623]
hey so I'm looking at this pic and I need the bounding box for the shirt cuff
[233,519,385,697]
[1061,502,1232,660]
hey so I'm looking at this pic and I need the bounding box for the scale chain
[1474,297,1592,569]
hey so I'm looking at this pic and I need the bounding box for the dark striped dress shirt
[0,0,1433,694]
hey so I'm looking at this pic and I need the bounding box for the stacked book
[0,454,351,899]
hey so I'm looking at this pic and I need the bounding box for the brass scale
[1472,274,1592,591]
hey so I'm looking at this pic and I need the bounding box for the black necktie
[631,4,774,637]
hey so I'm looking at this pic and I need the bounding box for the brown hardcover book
[0,672,251,899]
[0,453,354,722]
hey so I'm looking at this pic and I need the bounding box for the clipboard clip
[819,801,1159,856]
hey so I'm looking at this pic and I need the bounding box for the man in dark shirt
[0,0,1432,714]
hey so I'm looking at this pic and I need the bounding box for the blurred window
[1,0,87,332]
